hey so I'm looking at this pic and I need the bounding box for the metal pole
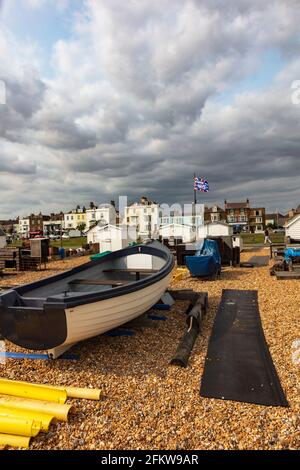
[60,213,63,249]
[193,173,197,226]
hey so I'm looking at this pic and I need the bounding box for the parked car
[61,234,70,240]
[49,234,60,240]
[273,228,285,233]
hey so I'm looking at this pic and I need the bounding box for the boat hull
[48,273,171,358]
[0,242,174,356]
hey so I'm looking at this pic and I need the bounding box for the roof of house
[87,223,122,233]
[284,213,300,228]
[225,202,249,209]
[160,223,193,229]
[265,213,285,219]
[0,228,6,236]
[205,205,225,212]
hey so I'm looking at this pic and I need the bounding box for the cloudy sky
[0,0,300,218]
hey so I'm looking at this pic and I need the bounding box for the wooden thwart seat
[68,279,133,286]
[103,268,159,280]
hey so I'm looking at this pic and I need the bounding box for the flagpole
[193,173,197,227]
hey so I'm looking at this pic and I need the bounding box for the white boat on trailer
[0,242,174,358]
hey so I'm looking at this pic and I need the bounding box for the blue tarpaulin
[284,247,300,263]
[185,239,221,278]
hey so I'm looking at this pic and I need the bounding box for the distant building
[198,221,233,238]
[159,223,196,244]
[249,207,266,233]
[0,227,6,249]
[0,219,19,235]
[18,217,30,238]
[87,224,129,252]
[43,213,64,236]
[86,204,116,230]
[286,205,300,221]
[265,213,286,228]
[224,199,265,233]
[160,214,203,227]
[29,213,50,236]
[204,205,227,223]
[224,199,251,231]
[64,207,86,231]
[124,196,162,240]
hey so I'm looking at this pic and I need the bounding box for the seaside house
[124,196,162,240]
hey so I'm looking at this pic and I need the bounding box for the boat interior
[9,252,166,307]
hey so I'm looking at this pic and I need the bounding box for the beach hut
[87,224,129,253]
[285,214,300,242]
[0,228,6,249]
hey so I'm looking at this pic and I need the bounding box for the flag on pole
[194,176,209,192]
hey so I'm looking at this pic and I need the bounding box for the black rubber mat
[248,256,270,266]
[200,289,288,407]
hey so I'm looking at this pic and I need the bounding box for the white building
[159,224,196,243]
[124,197,161,240]
[87,224,129,253]
[0,228,6,249]
[285,214,300,242]
[197,222,233,239]
[86,205,116,231]
[160,214,203,227]
[43,220,63,236]
[18,218,30,238]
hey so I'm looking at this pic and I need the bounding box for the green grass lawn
[241,232,285,244]
[10,237,87,249]
[50,236,87,249]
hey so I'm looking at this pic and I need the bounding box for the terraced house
[224,200,265,233]
[64,207,87,230]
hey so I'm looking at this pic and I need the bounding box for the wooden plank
[69,279,134,286]
[103,268,159,273]
[276,271,300,280]
[104,268,159,281]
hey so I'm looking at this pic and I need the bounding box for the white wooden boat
[0,242,174,358]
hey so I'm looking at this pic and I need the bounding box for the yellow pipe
[0,378,101,401]
[0,378,67,403]
[58,386,101,400]
[0,395,72,422]
[0,415,41,437]
[0,433,31,449]
[0,406,54,432]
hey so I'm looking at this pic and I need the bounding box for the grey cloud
[0,0,300,217]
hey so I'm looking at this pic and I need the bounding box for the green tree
[77,223,86,235]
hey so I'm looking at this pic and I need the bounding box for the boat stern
[0,290,67,350]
